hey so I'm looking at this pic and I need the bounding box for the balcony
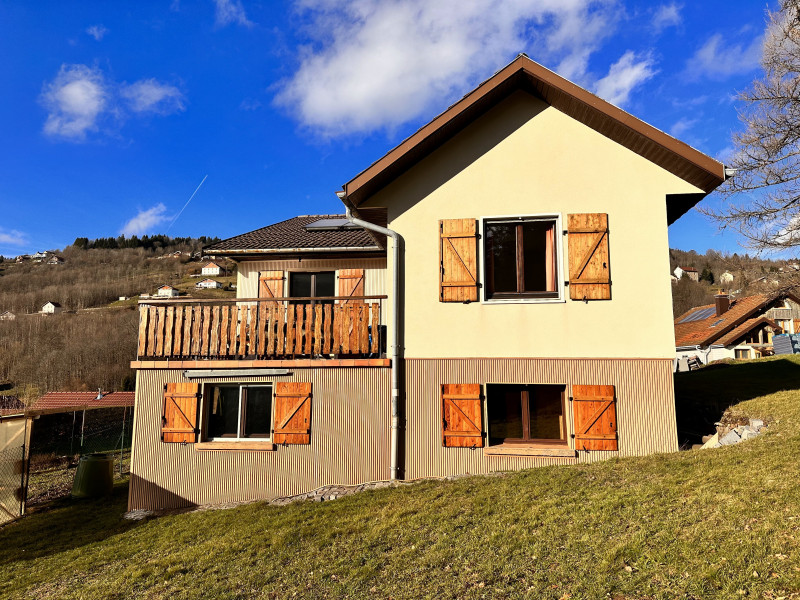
[136,296,385,362]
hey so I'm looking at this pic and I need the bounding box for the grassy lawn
[3,357,800,599]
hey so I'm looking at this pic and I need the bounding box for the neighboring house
[27,391,135,414]
[31,251,50,263]
[201,261,222,276]
[128,54,727,512]
[40,302,63,314]
[195,278,222,289]
[0,311,15,321]
[15,255,29,263]
[674,292,800,370]
[674,266,699,282]
[47,256,64,265]
[156,285,179,298]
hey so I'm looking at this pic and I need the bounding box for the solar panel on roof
[677,306,716,323]
[710,319,724,327]
[304,218,361,231]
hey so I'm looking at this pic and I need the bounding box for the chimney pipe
[715,293,730,317]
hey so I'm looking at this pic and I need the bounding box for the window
[735,349,751,360]
[289,271,335,302]
[483,217,559,300]
[487,384,566,445]
[206,384,273,441]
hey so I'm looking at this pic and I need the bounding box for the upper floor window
[289,271,335,302]
[483,216,559,300]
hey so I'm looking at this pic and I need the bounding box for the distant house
[201,261,222,276]
[15,255,29,263]
[195,278,222,289]
[0,311,15,321]
[674,266,699,282]
[41,302,63,314]
[31,251,51,263]
[46,256,64,265]
[156,285,179,298]
[674,291,800,370]
[673,267,700,281]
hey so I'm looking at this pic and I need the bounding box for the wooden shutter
[259,271,284,300]
[572,384,618,451]
[440,219,479,302]
[338,269,365,304]
[441,383,483,447]
[567,213,611,300]
[273,381,312,444]
[162,382,201,443]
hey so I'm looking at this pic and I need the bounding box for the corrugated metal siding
[129,367,390,510]
[403,358,677,478]
[237,258,387,300]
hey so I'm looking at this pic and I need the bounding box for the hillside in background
[0,237,234,401]
[669,248,800,318]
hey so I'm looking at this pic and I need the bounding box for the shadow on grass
[674,356,800,445]
[0,482,138,565]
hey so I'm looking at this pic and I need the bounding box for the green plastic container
[72,453,114,498]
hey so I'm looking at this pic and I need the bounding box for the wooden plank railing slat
[304,304,313,355]
[191,306,202,356]
[257,302,268,357]
[182,307,193,356]
[228,306,239,357]
[138,307,148,357]
[313,304,322,355]
[200,305,212,357]
[164,306,175,356]
[219,306,229,356]
[370,303,379,354]
[210,306,221,356]
[237,306,248,358]
[294,304,304,355]
[155,306,166,357]
[173,306,184,357]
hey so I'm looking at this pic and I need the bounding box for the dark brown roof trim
[341,54,726,207]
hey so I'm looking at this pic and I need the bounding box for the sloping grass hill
[2,357,800,599]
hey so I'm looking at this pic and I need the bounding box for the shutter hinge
[570,434,575,439]
[568,396,573,402]
[563,230,568,236]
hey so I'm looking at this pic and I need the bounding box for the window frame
[203,383,274,443]
[288,270,336,301]
[479,213,565,304]
[485,383,569,447]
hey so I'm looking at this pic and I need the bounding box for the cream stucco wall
[362,91,704,359]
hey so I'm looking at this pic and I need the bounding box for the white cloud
[121,79,185,114]
[40,65,185,142]
[40,64,108,141]
[593,51,657,107]
[275,0,620,138]
[669,117,697,138]
[86,24,109,41]
[0,228,28,246]
[687,33,763,80]
[652,3,681,33]
[121,204,171,236]
[213,0,253,27]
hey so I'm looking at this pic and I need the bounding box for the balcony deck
[136,296,385,362]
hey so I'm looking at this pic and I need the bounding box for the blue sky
[0,0,776,257]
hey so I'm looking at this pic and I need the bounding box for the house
[40,302,63,314]
[156,285,179,298]
[201,261,222,276]
[31,251,51,263]
[0,311,15,321]
[674,266,699,282]
[195,278,222,289]
[15,255,29,263]
[47,256,64,265]
[127,54,727,511]
[674,291,800,370]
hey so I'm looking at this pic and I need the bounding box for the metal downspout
[343,204,403,481]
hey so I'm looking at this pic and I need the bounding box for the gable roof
[158,284,178,291]
[202,261,220,268]
[339,54,726,219]
[674,293,795,348]
[678,266,698,272]
[716,316,780,347]
[204,215,380,256]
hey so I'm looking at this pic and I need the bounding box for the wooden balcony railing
[137,296,385,360]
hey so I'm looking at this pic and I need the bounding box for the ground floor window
[734,349,751,360]
[486,384,566,445]
[206,384,272,440]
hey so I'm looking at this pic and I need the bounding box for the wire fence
[0,442,26,525]
[26,407,133,506]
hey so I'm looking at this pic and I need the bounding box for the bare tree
[704,1,800,250]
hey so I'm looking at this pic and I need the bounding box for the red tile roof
[28,391,134,414]
[716,316,780,347]
[674,294,779,348]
